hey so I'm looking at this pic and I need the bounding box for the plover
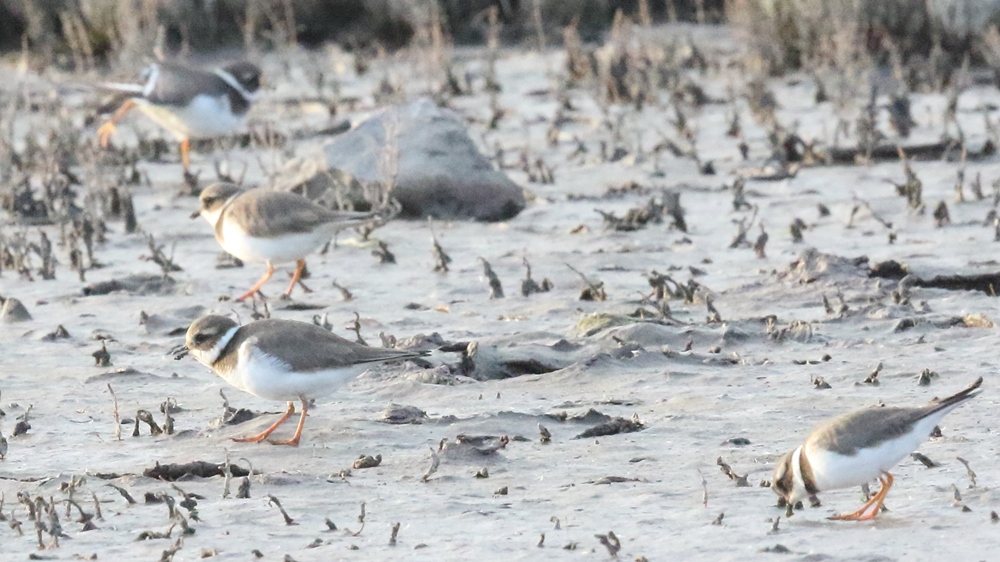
[177,314,428,445]
[97,61,261,171]
[772,377,982,520]
[194,182,374,301]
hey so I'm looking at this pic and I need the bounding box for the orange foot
[268,398,308,447]
[236,263,276,302]
[97,99,136,148]
[232,402,294,443]
[830,473,894,521]
[283,259,307,298]
[97,121,117,148]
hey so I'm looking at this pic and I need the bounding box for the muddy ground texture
[1,23,999,562]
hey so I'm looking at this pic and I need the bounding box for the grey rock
[787,248,868,284]
[279,98,525,222]
[379,403,428,425]
[0,297,31,323]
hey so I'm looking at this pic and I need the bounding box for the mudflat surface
[1,24,998,561]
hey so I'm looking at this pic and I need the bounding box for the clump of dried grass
[5,0,418,70]
[726,0,871,77]
[728,0,994,90]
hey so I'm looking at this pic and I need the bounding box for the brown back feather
[225,190,371,238]
[224,319,426,372]
[808,377,982,456]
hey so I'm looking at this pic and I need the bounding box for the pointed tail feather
[326,210,380,231]
[354,349,430,365]
[925,377,983,415]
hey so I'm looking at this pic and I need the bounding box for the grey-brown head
[183,315,240,367]
[771,446,820,517]
[771,450,797,502]
[221,61,261,95]
[192,182,243,221]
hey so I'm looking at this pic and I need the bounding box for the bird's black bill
[171,344,190,360]
[189,210,201,219]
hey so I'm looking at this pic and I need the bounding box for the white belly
[808,419,935,491]
[220,219,332,264]
[234,343,365,401]
[135,95,246,139]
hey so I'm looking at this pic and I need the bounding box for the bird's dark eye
[202,196,215,206]
[194,333,211,344]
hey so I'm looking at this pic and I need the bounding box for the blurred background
[2,0,1000,77]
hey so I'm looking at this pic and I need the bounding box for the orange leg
[180,138,191,170]
[855,472,894,520]
[269,397,308,446]
[833,483,884,520]
[232,401,294,443]
[830,472,894,521]
[283,259,307,297]
[829,475,889,521]
[236,262,276,301]
[97,99,137,148]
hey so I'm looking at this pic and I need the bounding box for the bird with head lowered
[772,377,982,520]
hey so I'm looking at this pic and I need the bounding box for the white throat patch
[789,446,807,502]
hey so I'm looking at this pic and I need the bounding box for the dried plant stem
[108,384,122,442]
[532,0,546,51]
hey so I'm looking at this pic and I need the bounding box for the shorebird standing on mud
[176,315,429,446]
[97,61,261,172]
[193,182,376,301]
[772,377,982,520]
